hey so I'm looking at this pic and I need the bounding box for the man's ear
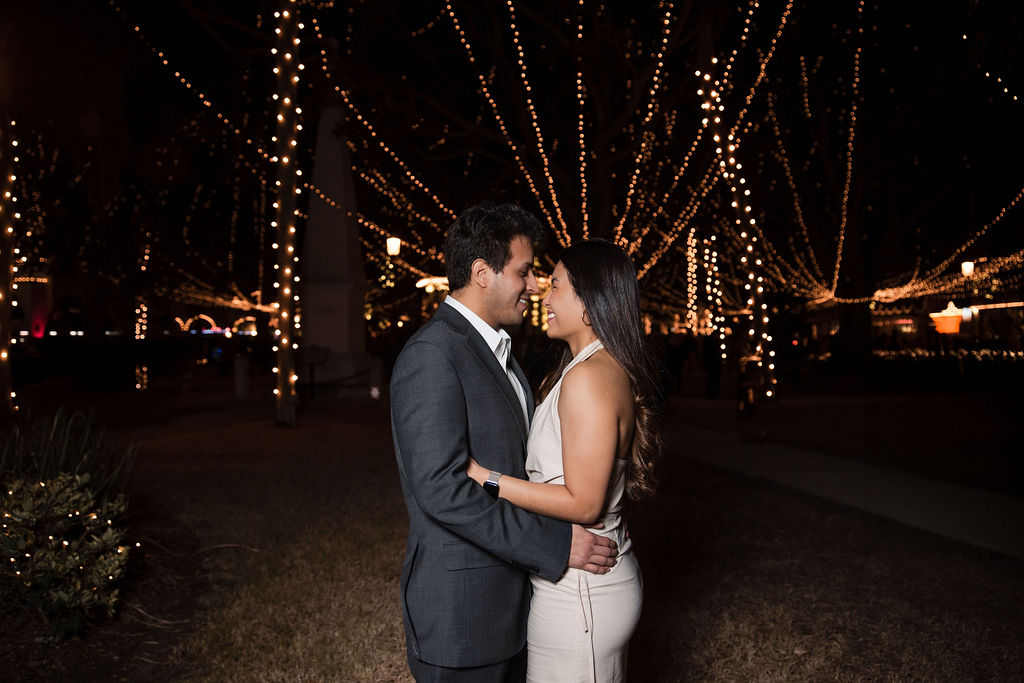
[470,258,492,288]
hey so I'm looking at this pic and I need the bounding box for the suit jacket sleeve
[391,338,570,582]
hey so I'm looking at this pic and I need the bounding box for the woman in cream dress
[468,240,662,682]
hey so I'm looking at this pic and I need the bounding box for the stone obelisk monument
[300,105,381,396]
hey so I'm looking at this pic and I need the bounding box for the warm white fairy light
[636,1,793,277]
[763,97,826,295]
[273,1,301,425]
[354,212,441,265]
[307,14,455,280]
[744,0,1024,309]
[827,44,861,297]
[310,22,456,220]
[964,33,1020,103]
[685,229,699,329]
[919,186,1024,286]
[105,0,1023,358]
[107,1,270,159]
[334,0,800,320]
[676,32,781,392]
[575,0,589,239]
[134,293,148,390]
[707,237,728,361]
[108,0,295,325]
[361,237,434,280]
[725,138,774,390]
[10,133,74,290]
[356,168,441,232]
[444,2,565,243]
[613,1,676,244]
[979,68,1019,102]
[0,120,18,412]
[504,0,570,243]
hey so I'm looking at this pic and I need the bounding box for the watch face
[484,481,499,498]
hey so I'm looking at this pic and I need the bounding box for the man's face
[482,235,539,328]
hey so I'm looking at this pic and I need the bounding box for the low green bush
[0,409,136,637]
[2,473,130,637]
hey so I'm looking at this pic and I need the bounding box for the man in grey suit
[391,202,619,681]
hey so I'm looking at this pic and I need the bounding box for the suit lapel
[464,330,530,439]
[508,355,535,425]
[435,305,530,440]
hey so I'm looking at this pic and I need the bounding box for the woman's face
[542,261,589,343]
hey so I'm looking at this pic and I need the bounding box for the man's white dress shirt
[444,296,529,425]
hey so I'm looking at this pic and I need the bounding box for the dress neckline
[562,339,605,378]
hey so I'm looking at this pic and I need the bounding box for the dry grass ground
[4,374,1023,681]
[629,454,1023,681]
[128,397,412,682]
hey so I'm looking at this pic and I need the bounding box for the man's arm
[467,362,623,525]
[393,339,600,581]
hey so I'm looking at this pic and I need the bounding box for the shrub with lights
[2,474,129,637]
[0,410,136,637]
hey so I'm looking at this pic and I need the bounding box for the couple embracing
[391,201,662,682]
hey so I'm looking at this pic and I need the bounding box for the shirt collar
[444,296,510,363]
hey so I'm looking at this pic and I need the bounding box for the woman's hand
[466,457,487,485]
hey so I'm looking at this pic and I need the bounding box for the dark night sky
[3,0,1022,308]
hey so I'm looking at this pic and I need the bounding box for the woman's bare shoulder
[562,349,630,396]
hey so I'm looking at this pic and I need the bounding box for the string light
[311,21,456,221]
[273,2,301,425]
[964,33,1020,103]
[92,0,1024,390]
[108,1,283,319]
[0,120,18,412]
[575,0,589,239]
[444,2,566,244]
[307,14,453,278]
[504,0,570,243]
[635,1,794,277]
[745,0,1024,308]
[827,44,861,297]
[613,1,676,244]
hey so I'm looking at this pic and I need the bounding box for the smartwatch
[483,470,502,498]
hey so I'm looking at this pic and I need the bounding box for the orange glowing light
[929,301,963,334]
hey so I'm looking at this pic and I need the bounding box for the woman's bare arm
[467,360,627,525]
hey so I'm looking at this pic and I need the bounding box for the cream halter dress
[525,339,643,683]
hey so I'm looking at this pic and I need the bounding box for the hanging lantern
[929,301,962,334]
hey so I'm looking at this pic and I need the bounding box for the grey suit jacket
[391,303,571,668]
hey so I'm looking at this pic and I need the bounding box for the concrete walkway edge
[669,423,1024,560]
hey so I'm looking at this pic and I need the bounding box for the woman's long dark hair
[539,239,662,501]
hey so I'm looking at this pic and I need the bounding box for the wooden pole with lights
[272,0,300,426]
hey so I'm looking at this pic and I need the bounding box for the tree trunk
[273,2,299,427]
[0,107,14,413]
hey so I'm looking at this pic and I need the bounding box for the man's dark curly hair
[444,202,546,291]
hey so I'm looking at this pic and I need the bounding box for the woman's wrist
[467,460,487,485]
